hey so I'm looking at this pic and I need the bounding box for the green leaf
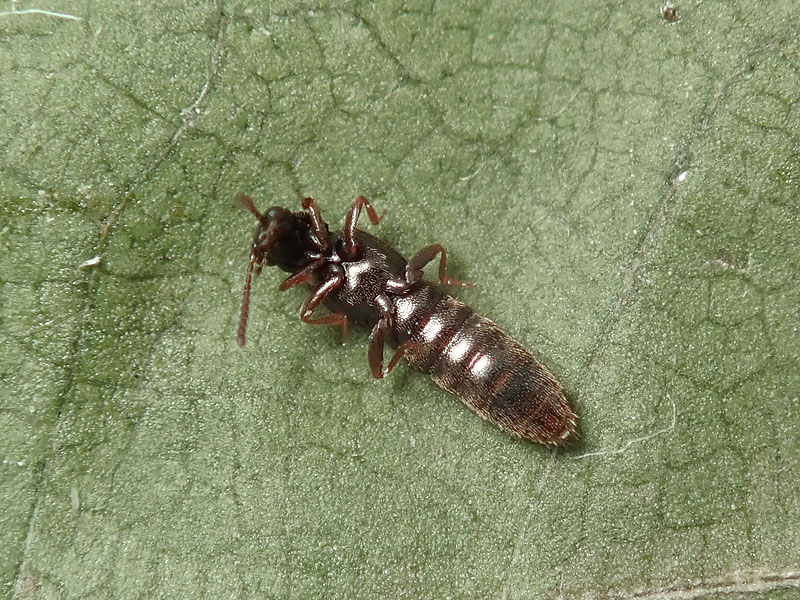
[1,1,798,598]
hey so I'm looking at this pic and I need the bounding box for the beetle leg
[368,322,387,379]
[298,266,349,338]
[367,294,418,378]
[369,333,423,378]
[405,243,475,288]
[343,196,385,259]
[303,312,350,342]
[367,293,394,378]
[279,258,326,291]
[296,191,330,252]
[386,340,424,374]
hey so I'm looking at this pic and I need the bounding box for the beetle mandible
[237,193,577,446]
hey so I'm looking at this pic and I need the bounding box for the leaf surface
[1,1,798,598]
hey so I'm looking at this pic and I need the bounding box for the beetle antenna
[237,249,257,347]
[236,193,259,215]
[237,194,262,347]
[237,212,281,347]
[237,193,271,226]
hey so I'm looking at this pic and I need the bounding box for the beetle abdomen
[405,296,576,445]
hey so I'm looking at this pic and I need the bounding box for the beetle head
[236,193,323,346]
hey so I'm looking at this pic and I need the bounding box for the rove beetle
[237,193,577,446]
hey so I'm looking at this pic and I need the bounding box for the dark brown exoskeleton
[237,193,577,446]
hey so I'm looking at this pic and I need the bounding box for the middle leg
[405,244,475,288]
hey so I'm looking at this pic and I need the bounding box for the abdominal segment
[405,296,576,445]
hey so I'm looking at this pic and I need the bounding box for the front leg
[342,196,385,259]
[296,265,350,338]
[295,190,330,252]
[279,258,325,291]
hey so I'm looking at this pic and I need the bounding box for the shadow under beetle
[237,193,577,446]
